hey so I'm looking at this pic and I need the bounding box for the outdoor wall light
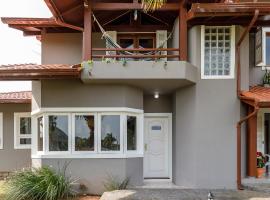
[134,10,138,21]
[154,92,159,99]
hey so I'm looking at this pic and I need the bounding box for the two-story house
[1,0,270,195]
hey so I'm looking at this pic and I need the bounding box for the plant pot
[264,84,270,88]
[256,168,266,178]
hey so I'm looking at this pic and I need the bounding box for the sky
[0,0,51,92]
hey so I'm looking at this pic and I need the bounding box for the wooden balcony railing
[92,48,180,59]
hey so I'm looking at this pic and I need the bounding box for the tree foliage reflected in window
[127,116,137,151]
[49,115,68,151]
[75,115,95,151]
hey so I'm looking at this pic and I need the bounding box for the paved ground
[101,189,270,200]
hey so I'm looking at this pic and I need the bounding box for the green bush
[103,175,130,191]
[5,166,75,200]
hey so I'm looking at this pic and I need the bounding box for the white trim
[14,112,32,149]
[32,107,143,116]
[98,113,123,154]
[143,113,172,181]
[0,113,3,149]
[32,153,144,159]
[45,113,71,154]
[201,25,235,79]
[260,27,270,68]
[71,113,98,154]
[31,108,144,158]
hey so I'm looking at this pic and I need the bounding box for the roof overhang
[188,3,270,26]
[0,64,81,80]
[0,91,31,104]
[241,86,270,108]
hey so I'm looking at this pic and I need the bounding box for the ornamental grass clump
[103,175,130,191]
[5,166,75,200]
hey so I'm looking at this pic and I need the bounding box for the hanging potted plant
[257,152,266,178]
[263,70,270,87]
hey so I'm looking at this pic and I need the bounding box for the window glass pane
[204,27,232,77]
[20,117,31,135]
[20,138,31,145]
[266,34,270,65]
[75,115,95,151]
[37,116,43,151]
[101,115,120,151]
[127,116,137,151]
[49,115,68,151]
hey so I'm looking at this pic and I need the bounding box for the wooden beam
[104,25,172,32]
[61,3,83,16]
[179,1,187,61]
[44,0,64,21]
[83,0,92,61]
[92,3,179,11]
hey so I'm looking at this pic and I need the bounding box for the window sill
[31,153,144,159]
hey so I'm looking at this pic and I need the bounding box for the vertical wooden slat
[247,106,257,177]
[83,0,92,61]
[179,1,187,61]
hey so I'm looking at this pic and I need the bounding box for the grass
[0,181,6,200]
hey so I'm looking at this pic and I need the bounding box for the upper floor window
[256,28,270,67]
[201,26,235,79]
[0,113,3,149]
[14,113,31,149]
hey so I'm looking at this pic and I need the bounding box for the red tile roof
[0,91,31,104]
[241,86,270,107]
[242,86,270,102]
[1,17,58,26]
[0,63,81,80]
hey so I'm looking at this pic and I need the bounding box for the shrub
[5,166,75,200]
[103,175,130,191]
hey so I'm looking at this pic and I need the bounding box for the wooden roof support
[179,0,187,61]
[92,3,179,11]
[83,0,92,61]
[44,0,64,22]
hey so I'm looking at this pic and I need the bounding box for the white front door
[144,114,171,179]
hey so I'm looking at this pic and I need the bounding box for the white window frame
[98,112,124,154]
[0,113,3,149]
[31,107,144,158]
[14,112,32,149]
[261,27,270,68]
[201,25,235,79]
[45,113,72,155]
[125,114,143,155]
[36,115,45,153]
[71,113,98,154]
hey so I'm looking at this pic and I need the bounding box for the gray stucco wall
[0,104,31,172]
[33,158,143,195]
[34,80,143,109]
[144,95,172,113]
[41,33,106,64]
[172,26,250,189]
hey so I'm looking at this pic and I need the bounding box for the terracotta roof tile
[1,17,57,26]
[242,86,270,102]
[0,91,31,104]
[0,63,81,80]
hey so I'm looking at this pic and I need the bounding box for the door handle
[144,144,147,151]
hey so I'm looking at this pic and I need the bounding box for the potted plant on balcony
[263,70,270,87]
[257,152,266,178]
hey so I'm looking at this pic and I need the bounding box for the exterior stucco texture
[0,104,31,172]
[34,158,143,195]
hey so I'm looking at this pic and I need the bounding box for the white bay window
[32,108,143,158]
[0,113,3,149]
[201,26,235,79]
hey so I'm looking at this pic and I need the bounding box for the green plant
[5,166,75,200]
[103,175,130,191]
[257,152,266,168]
[141,0,167,12]
[263,70,270,85]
